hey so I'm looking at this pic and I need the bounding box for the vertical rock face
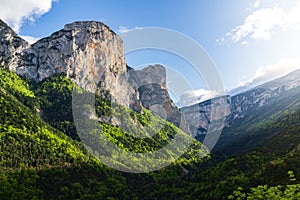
[0,19,230,137]
[15,21,136,107]
[180,96,232,138]
[0,19,29,71]
[19,21,125,81]
[129,65,184,127]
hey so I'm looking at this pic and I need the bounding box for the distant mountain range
[214,69,300,154]
[179,68,300,154]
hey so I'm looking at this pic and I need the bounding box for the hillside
[0,66,209,199]
[1,51,300,200]
[1,18,300,199]
[214,70,300,155]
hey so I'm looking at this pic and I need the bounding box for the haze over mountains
[1,19,300,199]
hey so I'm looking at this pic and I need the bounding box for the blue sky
[1,0,300,105]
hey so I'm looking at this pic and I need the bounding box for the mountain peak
[0,19,9,29]
[64,21,115,33]
[0,19,13,32]
[1,20,181,127]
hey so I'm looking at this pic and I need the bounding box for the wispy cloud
[0,0,57,33]
[219,0,300,44]
[117,26,144,34]
[238,58,300,87]
[251,0,260,9]
[241,41,248,46]
[232,7,285,42]
[180,89,222,107]
[228,58,300,95]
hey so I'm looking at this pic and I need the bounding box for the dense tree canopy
[0,66,299,199]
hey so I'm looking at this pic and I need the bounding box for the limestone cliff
[128,65,184,128]
[0,19,221,137]
[180,96,231,139]
[0,19,29,71]
[18,21,139,108]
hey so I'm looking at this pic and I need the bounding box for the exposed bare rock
[0,19,232,137]
[129,65,186,128]
[0,19,29,71]
[14,21,138,108]
[180,96,231,138]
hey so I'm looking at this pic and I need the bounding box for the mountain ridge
[1,18,300,199]
[0,19,184,128]
[3,18,300,155]
[213,68,300,154]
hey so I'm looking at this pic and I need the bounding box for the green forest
[1,65,300,199]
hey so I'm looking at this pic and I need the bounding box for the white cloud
[232,7,285,42]
[238,58,300,87]
[252,0,260,8]
[220,0,300,44]
[241,41,248,46]
[0,0,57,33]
[216,37,225,46]
[180,89,222,107]
[117,26,143,33]
[20,35,40,44]
[228,58,300,95]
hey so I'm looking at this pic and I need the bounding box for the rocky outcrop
[19,21,125,81]
[0,19,184,124]
[0,19,228,137]
[227,69,300,124]
[213,69,300,154]
[0,19,29,71]
[128,65,185,128]
[0,19,243,139]
[7,21,137,108]
[180,96,231,139]
[178,69,300,143]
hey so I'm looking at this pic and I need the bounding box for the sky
[1,0,300,106]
